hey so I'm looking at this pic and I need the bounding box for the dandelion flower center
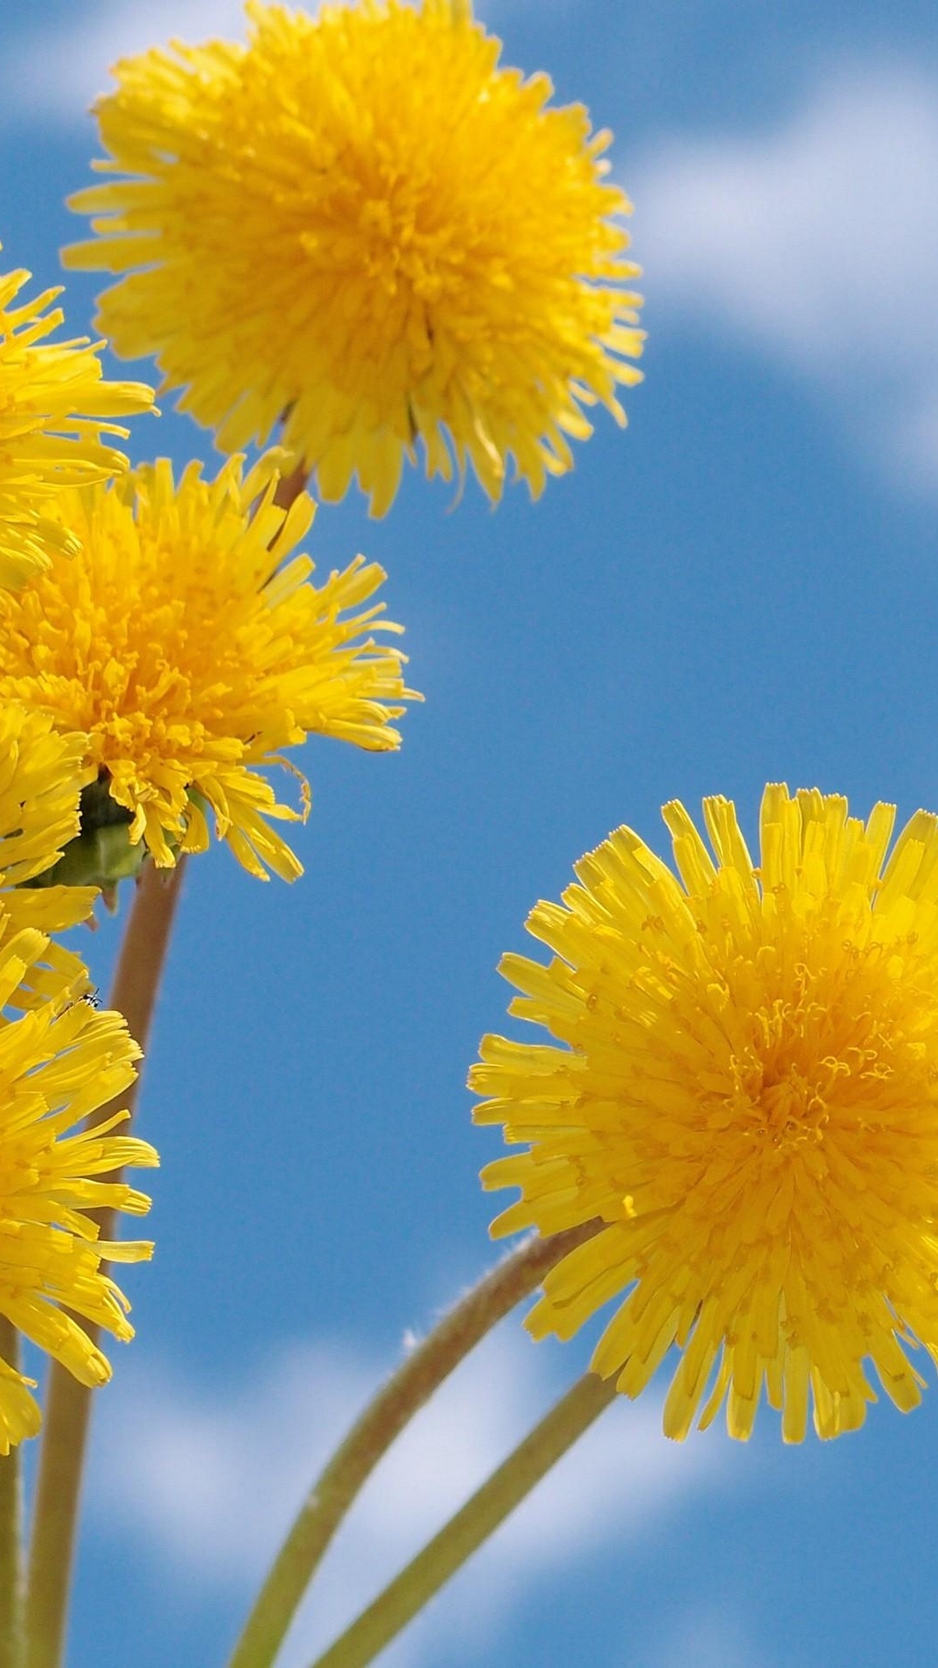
[472,787,938,1442]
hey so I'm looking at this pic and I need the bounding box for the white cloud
[0,0,253,121]
[639,1608,775,1668]
[90,1324,732,1668]
[634,65,938,492]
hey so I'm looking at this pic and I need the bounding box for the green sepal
[23,774,146,892]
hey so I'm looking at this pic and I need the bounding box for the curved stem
[0,1320,23,1668]
[309,1371,617,1668]
[226,1220,601,1668]
[25,858,187,1668]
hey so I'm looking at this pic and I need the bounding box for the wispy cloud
[90,1324,732,1668]
[634,65,938,492]
[0,0,252,122]
[639,1608,778,1668]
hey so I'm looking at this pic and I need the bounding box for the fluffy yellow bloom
[0,257,153,590]
[0,703,99,1010]
[65,0,643,515]
[0,454,415,881]
[472,787,938,1443]
[0,946,155,1451]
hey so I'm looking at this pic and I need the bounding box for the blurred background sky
[2,2,938,1666]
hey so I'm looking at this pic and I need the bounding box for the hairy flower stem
[309,1371,617,1668]
[25,859,186,1668]
[0,1320,23,1668]
[226,1221,601,1668]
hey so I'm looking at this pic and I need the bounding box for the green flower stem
[0,1318,23,1668]
[25,858,187,1668]
[226,1220,601,1668]
[308,1370,618,1668]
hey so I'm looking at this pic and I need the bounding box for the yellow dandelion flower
[0,702,99,1010]
[0,949,156,1451]
[0,256,153,590]
[0,452,416,882]
[64,0,644,515]
[472,787,938,1444]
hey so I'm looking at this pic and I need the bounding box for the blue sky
[3,2,938,1666]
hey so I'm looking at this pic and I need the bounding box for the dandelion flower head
[65,0,644,515]
[0,256,153,590]
[472,787,938,1443]
[0,967,156,1450]
[0,453,415,881]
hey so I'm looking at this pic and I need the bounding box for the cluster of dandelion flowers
[471,786,938,1444]
[0,962,156,1450]
[65,0,644,515]
[0,453,416,881]
[0,256,153,591]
